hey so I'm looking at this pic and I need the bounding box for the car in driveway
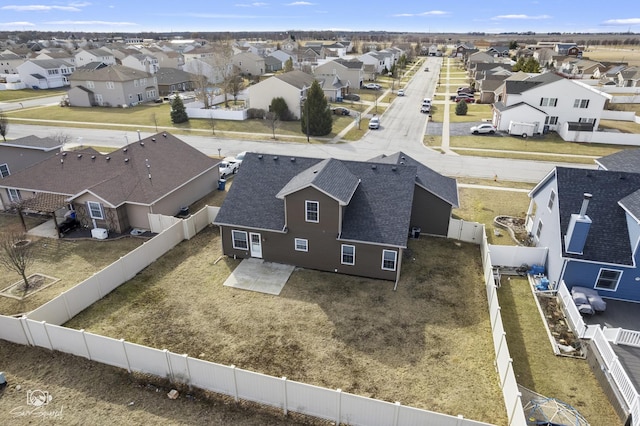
[219,157,239,178]
[454,94,475,103]
[331,107,350,116]
[368,116,380,129]
[470,123,496,135]
[397,89,405,96]
[363,83,381,90]
[457,87,474,94]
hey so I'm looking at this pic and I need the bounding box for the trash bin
[410,227,421,239]
[218,179,226,191]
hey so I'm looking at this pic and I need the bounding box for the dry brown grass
[65,227,507,425]
[0,213,144,316]
[585,46,640,67]
[498,277,621,425]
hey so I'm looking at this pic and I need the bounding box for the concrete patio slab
[223,258,294,295]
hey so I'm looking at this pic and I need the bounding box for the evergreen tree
[523,57,541,73]
[455,100,468,116]
[270,97,293,121]
[301,80,332,137]
[170,96,189,124]
[512,57,525,72]
[284,57,294,72]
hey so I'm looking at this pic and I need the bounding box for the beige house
[74,48,116,67]
[0,133,219,233]
[247,70,314,117]
[314,58,363,91]
[68,64,158,107]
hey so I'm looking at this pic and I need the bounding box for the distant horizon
[1,1,639,34]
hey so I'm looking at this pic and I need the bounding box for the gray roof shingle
[596,149,640,173]
[1,135,62,151]
[214,153,417,248]
[555,167,640,265]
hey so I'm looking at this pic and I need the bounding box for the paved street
[3,58,596,183]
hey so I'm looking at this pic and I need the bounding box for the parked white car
[368,116,380,129]
[219,157,239,178]
[470,123,497,135]
[364,83,381,90]
[397,89,405,96]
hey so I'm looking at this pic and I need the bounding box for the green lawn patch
[0,88,66,102]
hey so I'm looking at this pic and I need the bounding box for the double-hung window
[232,230,248,250]
[341,245,355,265]
[547,190,555,210]
[540,97,558,107]
[381,250,397,271]
[595,269,621,291]
[8,188,20,202]
[87,201,104,219]
[573,99,589,108]
[305,201,319,223]
[0,163,9,178]
[295,238,308,252]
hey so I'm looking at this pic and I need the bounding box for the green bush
[455,100,468,116]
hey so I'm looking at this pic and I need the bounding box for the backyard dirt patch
[535,292,584,358]
[494,216,532,246]
[65,226,507,425]
[0,273,60,300]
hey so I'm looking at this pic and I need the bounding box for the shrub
[247,108,266,119]
[455,100,468,116]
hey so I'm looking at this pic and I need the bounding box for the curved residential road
[5,59,596,183]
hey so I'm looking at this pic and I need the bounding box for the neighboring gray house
[314,58,364,90]
[264,55,283,73]
[68,64,158,107]
[0,52,25,74]
[155,67,196,96]
[74,48,116,67]
[121,53,159,74]
[247,70,315,117]
[231,51,265,76]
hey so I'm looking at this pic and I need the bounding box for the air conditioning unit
[91,228,108,240]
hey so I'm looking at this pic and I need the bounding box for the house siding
[410,186,451,237]
[562,260,640,301]
[152,168,219,217]
[529,177,563,285]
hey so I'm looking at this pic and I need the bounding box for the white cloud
[1,5,82,12]
[393,10,448,17]
[491,14,551,20]
[69,2,92,6]
[602,18,640,26]
[46,20,137,26]
[285,1,313,5]
[235,2,268,6]
[0,21,36,27]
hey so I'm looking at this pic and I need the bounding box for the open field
[497,277,621,425]
[0,213,144,316]
[65,227,507,425]
[585,46,640,67]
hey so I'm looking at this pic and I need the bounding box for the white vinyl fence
[0,210,496,426]
[479,230,528,426]
[0,316,495,426]
[487,245,547,269]
[448,218,484,243]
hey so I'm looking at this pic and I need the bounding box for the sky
[1,0,640,34]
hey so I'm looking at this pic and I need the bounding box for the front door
[249,232,262,258]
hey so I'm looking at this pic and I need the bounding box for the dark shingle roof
[596,149,640,173]
[555,167,640,265]
[0,133,217,207]
[214,153,416,248]
[369,152,459,207]
[0,135,62,151]
[274,70,315,89]
[69,64,151,82]
[155,67,195,85]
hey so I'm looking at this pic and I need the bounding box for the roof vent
[91,155,96,159]
[162,133,167,138]
[140,142,144,146]
[60,158,64,163]
[77,154,82,158]
[290,157,295,162]
[62,152,67,156]
[151,137,156,142]
[106,156,111,161]
[273,156,278,161]
[258,154,263,159]
[371,164,377,169]
[124,158,129,163]
[391,166,397,171]
[123,148,128,152]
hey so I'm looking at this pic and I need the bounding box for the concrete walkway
[223,258,294,295]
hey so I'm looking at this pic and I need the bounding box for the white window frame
[540,97,558,107]
[8,188,20,202]
[95,93,104,105]
[86,80,95,89]
[579,117,595,124]
[305,200,319,223]
[232,230,248,250]
[87,201,104,220]
[547,190,555,211]
[545,116,558,125]
[595,268,622,291]
[106,81,115,89]
[294,238,308,252]
[381,250,397,271]
[341,244,355,265]
[0,163,9,178]
[134,79,139,87]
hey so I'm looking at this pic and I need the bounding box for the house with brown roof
[67,64,158,107]
[0,133,219,233]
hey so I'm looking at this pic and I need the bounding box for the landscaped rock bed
[494,215,533,246]
[535,292,585,358]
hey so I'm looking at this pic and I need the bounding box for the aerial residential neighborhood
[1,5,640,425]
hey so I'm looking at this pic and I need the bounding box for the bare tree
[208,112,216,135]
[227,72,245,105]
[0,232,35,294]
[0,110,9,142]
[265,111,280,139]
[151,112,159,132]
[49,130,72,148]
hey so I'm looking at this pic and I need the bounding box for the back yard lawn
[65,226,507,425]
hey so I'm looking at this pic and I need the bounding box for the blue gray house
[526,166,640,302]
